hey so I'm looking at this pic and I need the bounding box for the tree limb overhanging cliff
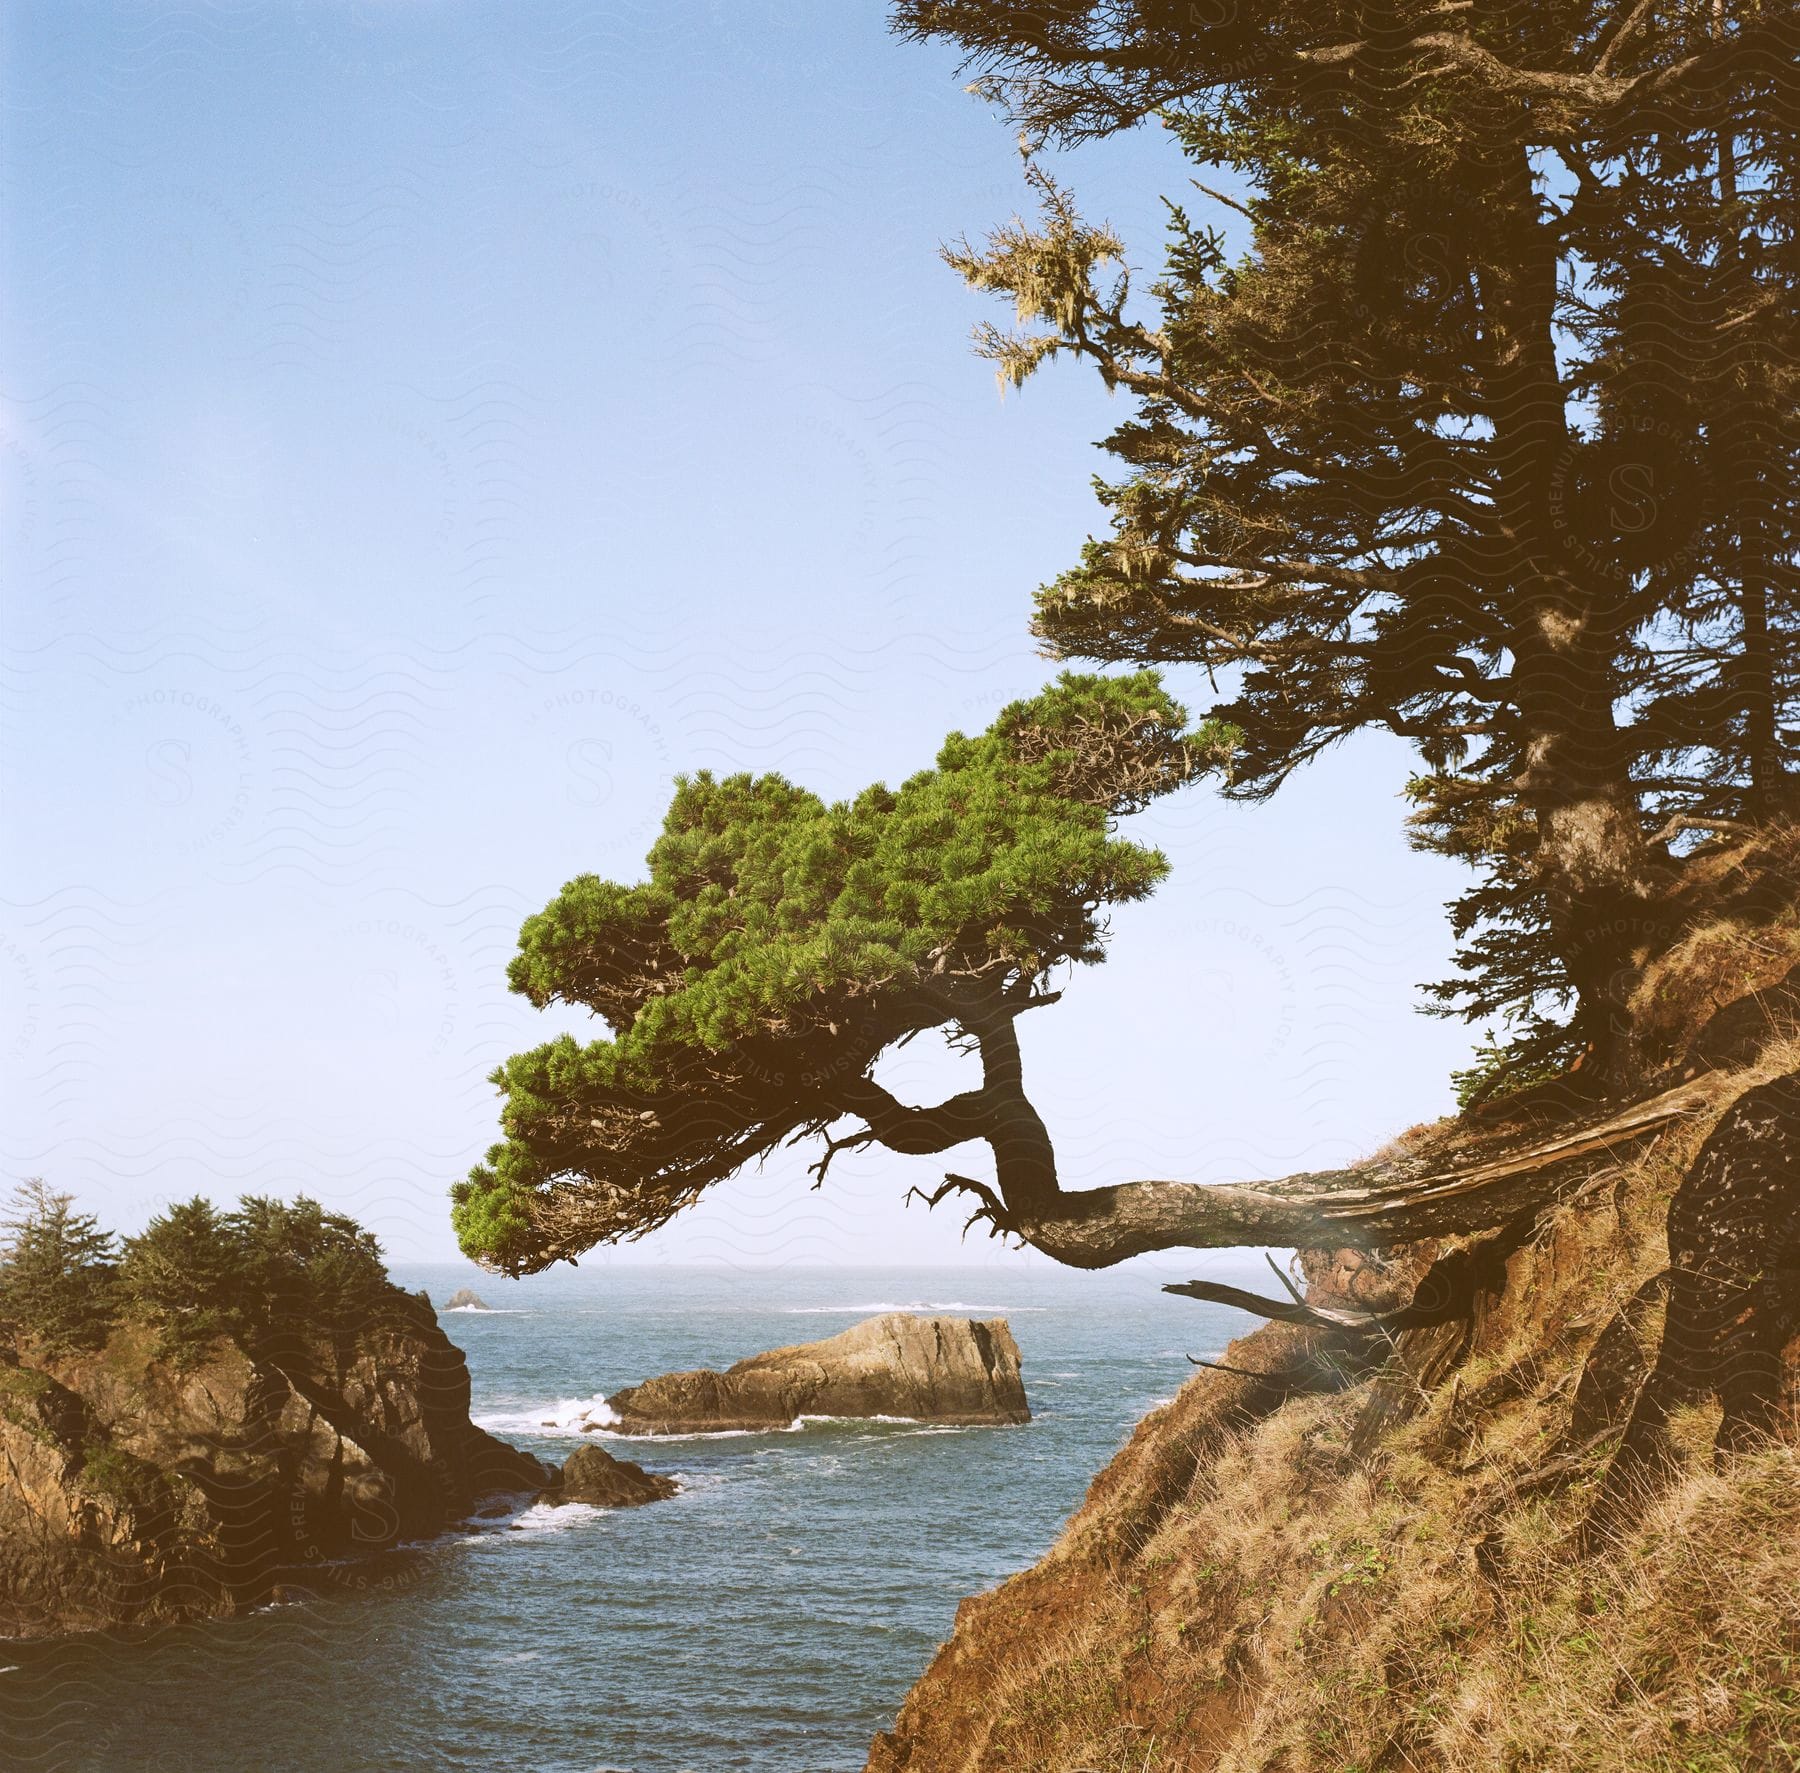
[902,1057,1739,1270]
[454,670,1790,1279]
[864,1050,1800,1773]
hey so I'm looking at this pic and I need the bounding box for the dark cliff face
[604,1313,1031,1435]
[0,1290,553,1640]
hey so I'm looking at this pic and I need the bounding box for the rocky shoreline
[0,1287,673,1641]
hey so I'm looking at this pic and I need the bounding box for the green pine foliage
[0,1180,120,1354]
[3,1186,398,1367]
[118,1197,245,1363]
[455,672,1233,1272]
[124,1194,392,1361]
[221,1195,393,1351]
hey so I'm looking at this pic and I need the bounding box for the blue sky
[1,2,1474,1274]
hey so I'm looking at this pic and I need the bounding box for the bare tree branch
[916,1073,1737,1269]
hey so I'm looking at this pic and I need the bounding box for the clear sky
[1,2,1476,1277]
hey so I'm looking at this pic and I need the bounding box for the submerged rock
[604,1313,1030,1435]
[550,1443,678,1507]
[443,1287,492,1311]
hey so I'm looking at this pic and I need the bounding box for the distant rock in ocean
[549,1443,678,1508]
[444,1287,492,1311]
[603,1313,1030,1435]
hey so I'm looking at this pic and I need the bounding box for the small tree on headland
[119,1196,246,1364]
[223,1195,393,1351]
[454,673,1236,1274]
[0,1179,119,1354]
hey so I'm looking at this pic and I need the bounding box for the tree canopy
[0,1185,400,1368]
[0,1180,118,1354]
[453,672,1234,1273]
[455,663,1738,1275]
[894,0,1800,1089]
[119,1194,393,1362]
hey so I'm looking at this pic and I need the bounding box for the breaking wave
[472,1393,620,1437]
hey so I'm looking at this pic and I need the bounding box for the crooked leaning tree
[895,0,1800,1088]
[458,2,1797,1277]
[454,676,1723,1277]
[456,676,1230,1272]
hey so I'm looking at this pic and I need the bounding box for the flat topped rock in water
[444,1287,492,1310]
[604,1313,1029,1434]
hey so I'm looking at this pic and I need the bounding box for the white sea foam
[444,1305,529,1314]
[473,1394,789,1442]
[791,1412,927,1426]
[471,1392,619,1437]
[596,1415,962,1441]
[457,1499,612,1543]
[594,1425,769,1441]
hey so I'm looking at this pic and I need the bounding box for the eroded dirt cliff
[869,967,1800,1772]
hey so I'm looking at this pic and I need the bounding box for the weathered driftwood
[1163,1279,1391,1333]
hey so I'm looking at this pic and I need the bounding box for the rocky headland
[603,1313,1029,1435]
[0,1228,673,1641]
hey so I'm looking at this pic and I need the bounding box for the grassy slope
[868,986,1800,1770]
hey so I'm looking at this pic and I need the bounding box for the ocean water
[2,1263,1261,1773]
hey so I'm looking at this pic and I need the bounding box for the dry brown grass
[932,1385,1798,1773]
[1627,831,1800,1071]
[872,1049,1800,1773]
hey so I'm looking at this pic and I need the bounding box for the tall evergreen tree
[894,0,1800,1085]
[119,1197,247,1363]
[0,1179,119,1353]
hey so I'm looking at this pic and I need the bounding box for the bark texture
[933,1071,1740,1270]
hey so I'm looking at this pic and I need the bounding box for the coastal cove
[0,1262,1260,1773]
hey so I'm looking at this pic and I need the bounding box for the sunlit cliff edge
[870,871,1800,1773]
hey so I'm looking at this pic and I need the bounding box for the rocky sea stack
[443,1287,491,1311]
[604,1313,1029,1435]
[554,1443,677,1507]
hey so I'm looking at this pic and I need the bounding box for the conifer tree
[0,1179,119,1353]
[458,671,1735,1274]
[893,0,1800,1083]
[119,1197,247,1363]
[455,673,1234,1272]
